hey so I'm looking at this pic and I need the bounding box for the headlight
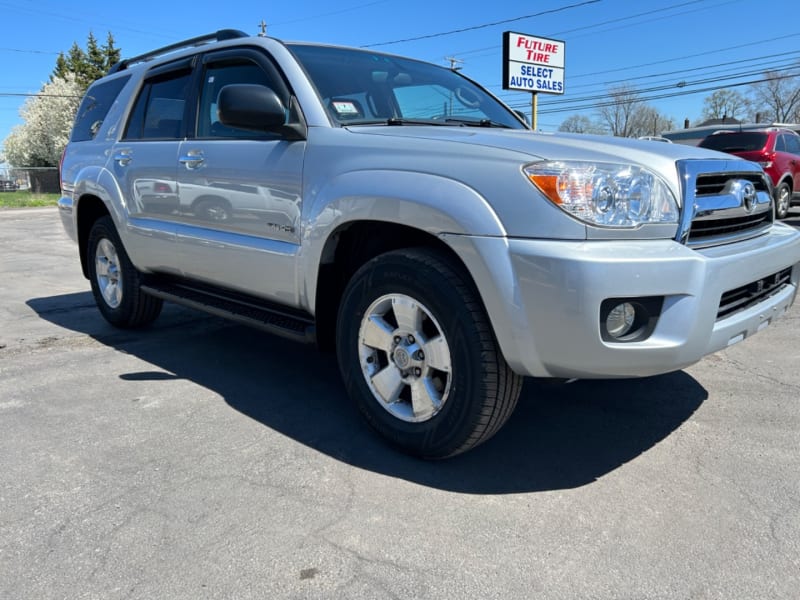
[524,161,679,228]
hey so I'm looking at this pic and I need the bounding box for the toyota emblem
[735,180,758,213]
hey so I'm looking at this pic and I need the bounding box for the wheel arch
[776,174,793,191]
[313,220,481,351]
[76,194,112,278]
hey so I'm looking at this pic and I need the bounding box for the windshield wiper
[443,117,511,128]
[341,118,449,127]
[343,117,510,128]
[386,118,450,126]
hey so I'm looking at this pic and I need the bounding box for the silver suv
[59,30,800,458]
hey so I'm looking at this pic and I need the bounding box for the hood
[345,125,728,175]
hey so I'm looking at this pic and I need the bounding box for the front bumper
[445,223,800,378]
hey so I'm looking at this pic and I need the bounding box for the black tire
[87,216,163,328]
[774,182,791,220]
[336,248,523,459]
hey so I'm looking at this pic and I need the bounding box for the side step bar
[141,280,316,344]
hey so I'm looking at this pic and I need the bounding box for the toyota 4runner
[59,30,800,458]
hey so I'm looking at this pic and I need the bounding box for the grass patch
[0,191,60,208]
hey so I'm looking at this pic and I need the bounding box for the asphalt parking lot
[1,207,799,599]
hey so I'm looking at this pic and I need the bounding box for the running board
[141,281,316,344]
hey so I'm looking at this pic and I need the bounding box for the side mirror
[217,84,306,140]
[218,84,287,130]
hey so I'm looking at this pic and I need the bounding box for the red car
[699,127,800,219]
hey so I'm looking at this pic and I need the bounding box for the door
[174,50,305,303]
[110,62,194,272]
[781,133,800,195]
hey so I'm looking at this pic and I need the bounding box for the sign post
[502,31,566,129]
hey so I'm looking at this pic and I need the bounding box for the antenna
[445,56,463,71]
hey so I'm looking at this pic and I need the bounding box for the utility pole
[445,57,463,71]
[258,20,268,37]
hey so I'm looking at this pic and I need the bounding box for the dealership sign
[502,31,565,95]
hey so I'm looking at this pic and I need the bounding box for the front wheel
[336,248,522,459]
[774,182,791,220]
[87,216,162,328]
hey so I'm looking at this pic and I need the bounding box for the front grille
[695,172,769,197]
[687,211,772,241]
[677,161,774,248]
[717,268,792,320]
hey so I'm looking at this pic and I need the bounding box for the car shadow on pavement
[29,292,708,495]
[782,210,800,228]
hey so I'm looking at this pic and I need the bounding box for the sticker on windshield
[332,101,360,116]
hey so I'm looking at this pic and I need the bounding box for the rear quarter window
[70,75,131,142]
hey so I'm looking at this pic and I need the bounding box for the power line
[533,66,797,110]
[0,93,83,99]
[269,0,391,27]
[568,32,800,80]
[360,0,601,48]
[497,52,800,106]
[0,47,60,55]
[512,70,800,115]
[443,0,731,60]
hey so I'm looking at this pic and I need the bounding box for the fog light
[606,302,635,338]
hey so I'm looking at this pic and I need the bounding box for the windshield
[287,44,526,129]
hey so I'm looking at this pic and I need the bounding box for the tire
[774,182,790,220]
[336,248,523,459]
[87,216,163,328]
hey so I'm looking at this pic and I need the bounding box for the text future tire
[775,182,790,220]
[87,216,162,328]
[336,248,523,459]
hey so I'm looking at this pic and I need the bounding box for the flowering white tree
[4,75,83,168]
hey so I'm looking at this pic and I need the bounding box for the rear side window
[70,75,131,142]
[785,134,800,155]
[124,69,192,140]
[699,132,768,152]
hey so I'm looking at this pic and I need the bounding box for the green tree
[51,31,120,90]
[3,32,120,174]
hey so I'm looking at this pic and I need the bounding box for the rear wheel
[87,216,162,328]
[336,248,522,459]
[775,182,790,219]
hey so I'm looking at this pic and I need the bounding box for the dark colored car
[0,179,18,191]
[699,128,800,219]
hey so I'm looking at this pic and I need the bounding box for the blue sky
[0,0,797,149]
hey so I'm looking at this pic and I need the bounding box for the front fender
[299,169,507,311]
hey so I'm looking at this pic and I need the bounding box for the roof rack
[108,29,249,74]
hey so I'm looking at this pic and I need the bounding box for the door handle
[113,150,132,166]
[179,150,205,169]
